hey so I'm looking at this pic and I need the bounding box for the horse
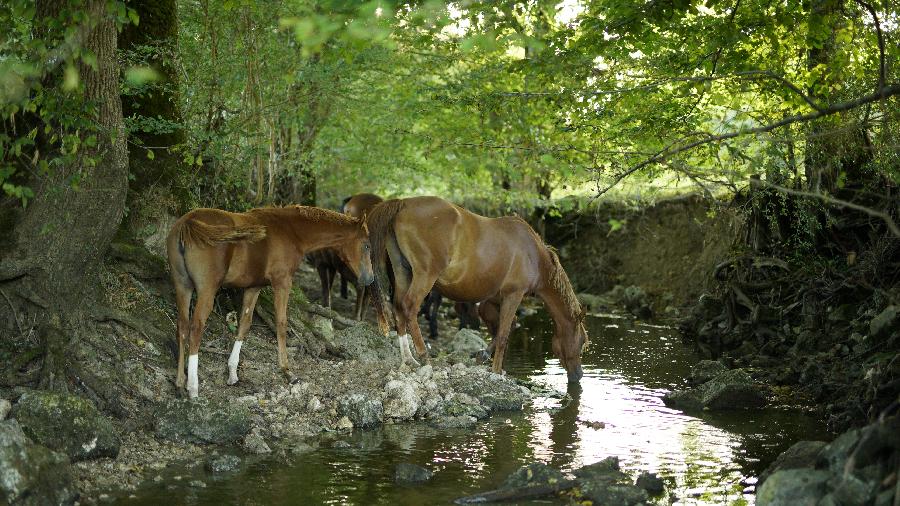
[166,205,374,398]
[308,248,355,309]
[419,290,480,339]
[367,196,588,382]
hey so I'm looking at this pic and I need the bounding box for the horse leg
[354,283,366,320]
[428,291,442,339]
[491,292,525,375]
[401,274,438,361]
[317,263,332,309]
[187,286,217,398]
[227,286,261,386]
[340,273,349,300]
[273,281,293,375]
[173,283,193,390]
[387,239,418,366]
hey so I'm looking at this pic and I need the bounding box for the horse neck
[287,215,357,252]
[537,282,577,336]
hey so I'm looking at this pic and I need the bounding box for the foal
[166,206,374,398]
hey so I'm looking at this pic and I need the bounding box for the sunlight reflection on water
[118,311,829,506]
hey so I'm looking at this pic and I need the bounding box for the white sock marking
[227,341,242,385]
[399,334,420,366]
[187,354,199,398]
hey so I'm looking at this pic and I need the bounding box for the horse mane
[248,205,359,227]
[544,245,585,323]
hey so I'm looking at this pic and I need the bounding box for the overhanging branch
[592,83,900,198]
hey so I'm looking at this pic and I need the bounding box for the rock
[831,473,876,506]
[699,368,766,409]
[242,433,271,454]
[205,454,241,473]
[689,360,728,385]
[819,428,861,474]
[756,469,830,506]
[154,398,251,445]
[869,305,897,338]
[577,293,610,312]
[394,463,433,484]
[662,389,703,411]
[758,440,827,485]
[189,480,206,488]
[328,323,396,363]
[634,472,664,495]
[383,380,421,419]
[338,394,384,427]
[0,399,10,420]
[306,396,322,412]
[573,457,627,484]
[0,420,77,506]
[578,483,648,506]
[446,328,488,355]
[311,314,334,341]
[14,390,120,461]
[336,416,354,431]
[503,463,566,489]
[428,415,477,429]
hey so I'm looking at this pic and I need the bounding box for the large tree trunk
[118,0,190,211]
[0,0,128,395]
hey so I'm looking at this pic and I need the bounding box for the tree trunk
[118,0,190,211]
[0,0,128,394]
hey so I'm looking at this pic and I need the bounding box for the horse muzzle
[360,271,375,286]
[567,365,583,383]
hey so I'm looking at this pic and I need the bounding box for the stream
[117,309,830,505]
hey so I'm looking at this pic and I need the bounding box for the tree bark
[1,0,128,394]
[118,0,190,210]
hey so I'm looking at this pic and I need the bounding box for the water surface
[119,310,829,505]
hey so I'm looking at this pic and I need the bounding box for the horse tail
[180,219,267,248]
[365,199,406,334]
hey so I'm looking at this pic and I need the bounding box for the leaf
[146,149,155,160]
[63,65,79,91]
[125,66,161,86]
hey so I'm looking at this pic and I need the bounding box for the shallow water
[118,310,830,505]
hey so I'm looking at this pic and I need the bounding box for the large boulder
[0,420,77,506]
[328,324,397,363]
[337,394,384,428]
[154,398,251,444]
[869,305,897,339]
[503,463,567,489]
[758,440,827,485]
[382,380,421,420]
[699,368,767,409]
[663,368,766,411]
[689,360,728,385]
[756,469,830,506]
[13,391,120,461]
[574,457,647,506]
[445,328,488,356]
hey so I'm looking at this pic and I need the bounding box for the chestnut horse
[166,206,374,398]
[368,196,588,382]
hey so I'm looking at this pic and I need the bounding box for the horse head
[553,314,588,383]
[337,214,375,287]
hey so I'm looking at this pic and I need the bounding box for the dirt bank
[547,194,740,310]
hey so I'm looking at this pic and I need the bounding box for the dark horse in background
[167,206,374,398]
[419,291,480,339]
[309,193,383,319]
[367,196,588,382]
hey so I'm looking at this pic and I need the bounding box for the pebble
[336,416,354,431]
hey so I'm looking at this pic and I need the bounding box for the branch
[593,83,900,198]
[855,0,886,90]
[752,179,900,238]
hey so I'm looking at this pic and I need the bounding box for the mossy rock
[154,398,251,445]
[0,419,77,505]
[14,390,120,462]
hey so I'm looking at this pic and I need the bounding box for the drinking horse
[367,196,588,382]
[166,206,374,398]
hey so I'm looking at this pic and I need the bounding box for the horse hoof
[226,376,239,386]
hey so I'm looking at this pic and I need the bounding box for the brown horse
[368,196,588,382]
[166,206,374,398]
[341,193,384,319]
